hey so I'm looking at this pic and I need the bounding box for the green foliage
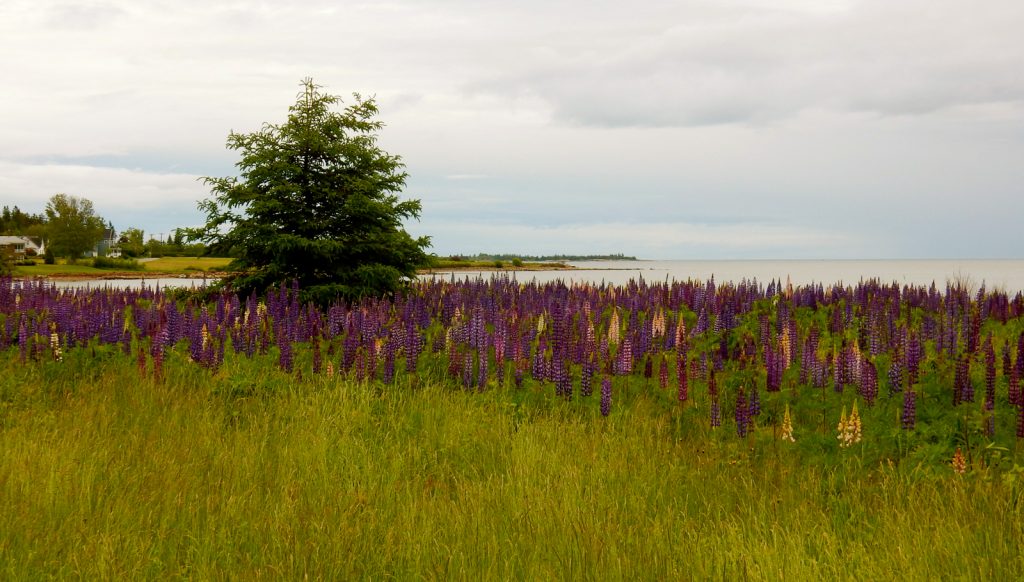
[43,193,106,259]
[91,256,143,270]
[2,346,1023,579]
[188,78,430,304]
[117,227,146,257]
[0,246,12,276]
[43,246,55,265]
[0,205,46,235]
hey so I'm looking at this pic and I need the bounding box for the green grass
[12,257,233,277]
[12,262,110,276]
[1,348,1022,579]
[143,257,232,272]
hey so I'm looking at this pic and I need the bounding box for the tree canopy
[188,79,430,305]
[43,194,106,260]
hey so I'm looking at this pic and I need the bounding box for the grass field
[3,276,1024,579]
[143,257,233,272]
[12,257,232,278]
[1,348,1022,579]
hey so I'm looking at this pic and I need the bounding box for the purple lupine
[749,385,761,417]
[1017,403,1024,439]
[581,355,594,397]
[462,350,474,389]
[902,389,916,430]
[658,356,669,390]
[383,340,397,384]
[709,370,721,428]
[615,338,633,376]
[553,358,571,399]
[478,347,489,391]
[954,354,972,405]
[860,358,878,406]
[676,352,689,402]
[888,360,904,395]
[600,377,612,417]
[277,330,293,373]
[735,385,750,438]
[985,334,996,410]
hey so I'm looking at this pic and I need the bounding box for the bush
[43,247,55,265]
[92,256,143,271]
[512,258,524,268]
[493,260,504,269]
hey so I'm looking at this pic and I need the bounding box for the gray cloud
[2,0,1023,259]
[469,1,1024,127]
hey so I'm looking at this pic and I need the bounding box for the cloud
[468,0,1024,127]
[0,161,207,233]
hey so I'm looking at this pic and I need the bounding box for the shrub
[43,247,55,265]
[92,256,144,271]
[494,260,504,269]
[512,258,524,268]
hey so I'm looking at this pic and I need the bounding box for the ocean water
[37,259,1024,294]
[422,259,1024,294]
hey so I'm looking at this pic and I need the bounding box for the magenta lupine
[600,377,612,417]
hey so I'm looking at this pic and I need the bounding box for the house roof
[0,235,40,249]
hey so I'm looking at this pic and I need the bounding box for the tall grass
[2,351,1021,579]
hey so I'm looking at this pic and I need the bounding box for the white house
[0,235,42,257]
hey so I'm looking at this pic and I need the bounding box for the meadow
[12,257,232,278]
[1,275,1023,579]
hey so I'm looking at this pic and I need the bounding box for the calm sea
[35,259,1024,294]
[422,259,1024,295]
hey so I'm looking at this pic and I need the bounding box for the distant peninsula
[464,253,638,262]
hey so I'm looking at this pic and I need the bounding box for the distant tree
[118,227,146,257]
[0,246,13,276]
[187,78,430,305]
[1,205,46,236]
[44,194,106,261]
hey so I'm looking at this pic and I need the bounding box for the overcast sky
[2,0,1022,259]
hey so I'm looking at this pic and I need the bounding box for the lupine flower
[952,447,967,474]
[837,402,862,448]
[658,356,669,390]
[50,331,62,362]
[901,390,916,430]
[1016,403,1024,439]
[600,377,612,417]
[607,310,620,347]
[781,404,796,442]
[676,352,688,402]
[735,385,750,438]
